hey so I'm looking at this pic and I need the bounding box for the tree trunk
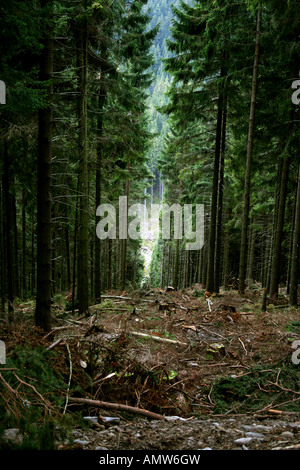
[214,96,227,293]
[0,180,5,311]
[173,237,179,290]
[77,15,89,315]
[206,72,224,293]
[108,238,113,291]
[247,220,256,282]
[269,156,290,298]
[72,183,79,314]
[238,8,261,294]
[289,166,300,306]
[22,190,27,297]
[11,191,19,299]
[223,209,231,289]
[94,83,106,301]
[3,142,14,320]
[31,215,35,297]
[121,177,130,291]
[35,0,53,332]
[65,225,71,290]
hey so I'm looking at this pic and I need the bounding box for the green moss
[210,363,300,414]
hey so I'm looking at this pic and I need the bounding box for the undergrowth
[0,344,74,449]
[210,362,300,415]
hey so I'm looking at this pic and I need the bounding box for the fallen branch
[63,342,72,415]
[46,338,64,351]
[12,372,53,410]
[273,443,300,451]
[130,331,188,346]
[101,295,132,301]
[68,397,165,420]
[197,325,227,341]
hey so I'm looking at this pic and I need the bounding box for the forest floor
[1,285,300,451]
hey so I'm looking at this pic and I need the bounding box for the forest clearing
[1,0,300,455]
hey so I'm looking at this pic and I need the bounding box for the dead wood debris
[1,287,299,423]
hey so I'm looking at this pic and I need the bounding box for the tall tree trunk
[269,157,290,298]
[31,215,35,297]
[0,180,5,311]
[3,142,14,320]
[35,0,53,331]
[94,85,106,301]
[108,238,113,291]
[247,219,256,282]
[223,209,231,290]
[121,177,130,291]
[214,96,227,293]
[22,189,27,298]
[160,241,165,288]
[289,166,300,306]
[72,183,79,314]
[11,191,19,299]
[65,225,71,290]
[206,68,225,292]
[238,7,261,294]
[77,14,89,315]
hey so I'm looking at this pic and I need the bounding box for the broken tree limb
[46,338,64,351]
[100,295,132,300]
[68,397,165,420]
[130,331,188,346]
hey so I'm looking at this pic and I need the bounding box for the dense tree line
[1,0,299,336]
[0,0,158,330]
[149,0,300,306]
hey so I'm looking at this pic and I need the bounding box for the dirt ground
[1,286,300,450]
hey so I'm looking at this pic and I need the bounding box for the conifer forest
[0,0,300,453]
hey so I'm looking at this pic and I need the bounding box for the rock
[165,416,188,422]
[234,437,253,445]
[95,446,109,450]
[241,424,272,432]
[73,439,90,446]
[2,428,23,446]
[280,431,294,440]
[245,431,265,440]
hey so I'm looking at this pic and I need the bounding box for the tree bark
[22,190,27,297]
[35,0,53,332]
[214,96,227,293]
[238,8,261,294]
[173,237,179,289]
[77,14,89,315]
[206,71,224,293]
[269,156,290,298]
[289,166,300,306]
[2,142,14,320]
[94,82,106,301]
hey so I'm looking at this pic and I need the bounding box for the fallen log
[68,397,165,420]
